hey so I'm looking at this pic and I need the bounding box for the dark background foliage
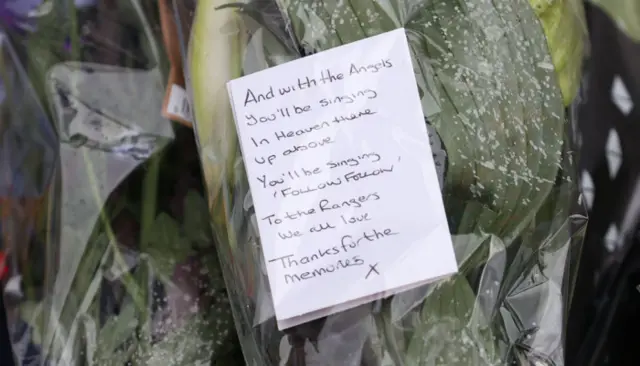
[566,3,640,366]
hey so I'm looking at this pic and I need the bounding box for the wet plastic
[185,0,588,365]
[0,1,239,365]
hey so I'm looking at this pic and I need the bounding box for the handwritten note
[227,28,458,330]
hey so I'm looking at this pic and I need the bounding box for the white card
[227,28,458,330]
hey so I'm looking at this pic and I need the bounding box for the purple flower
[0,0,40,33]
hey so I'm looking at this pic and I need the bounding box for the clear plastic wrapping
[0,1,240,365]
[185,0,589,364]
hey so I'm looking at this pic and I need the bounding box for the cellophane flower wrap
[186,0,589,364]
[0,0,241,365]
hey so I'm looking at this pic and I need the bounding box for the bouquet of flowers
[185,0,588,364]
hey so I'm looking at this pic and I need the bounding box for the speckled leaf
[270,0,565,246]
[404,275,498,365]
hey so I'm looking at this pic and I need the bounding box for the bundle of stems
[0,1,242,365]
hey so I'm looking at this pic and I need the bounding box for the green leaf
[93,301,139,361]
[19,302,44,346]
[46,231,110,361]
[151,213,182,247]
[146,213,194,278]
[183,190,214,248]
